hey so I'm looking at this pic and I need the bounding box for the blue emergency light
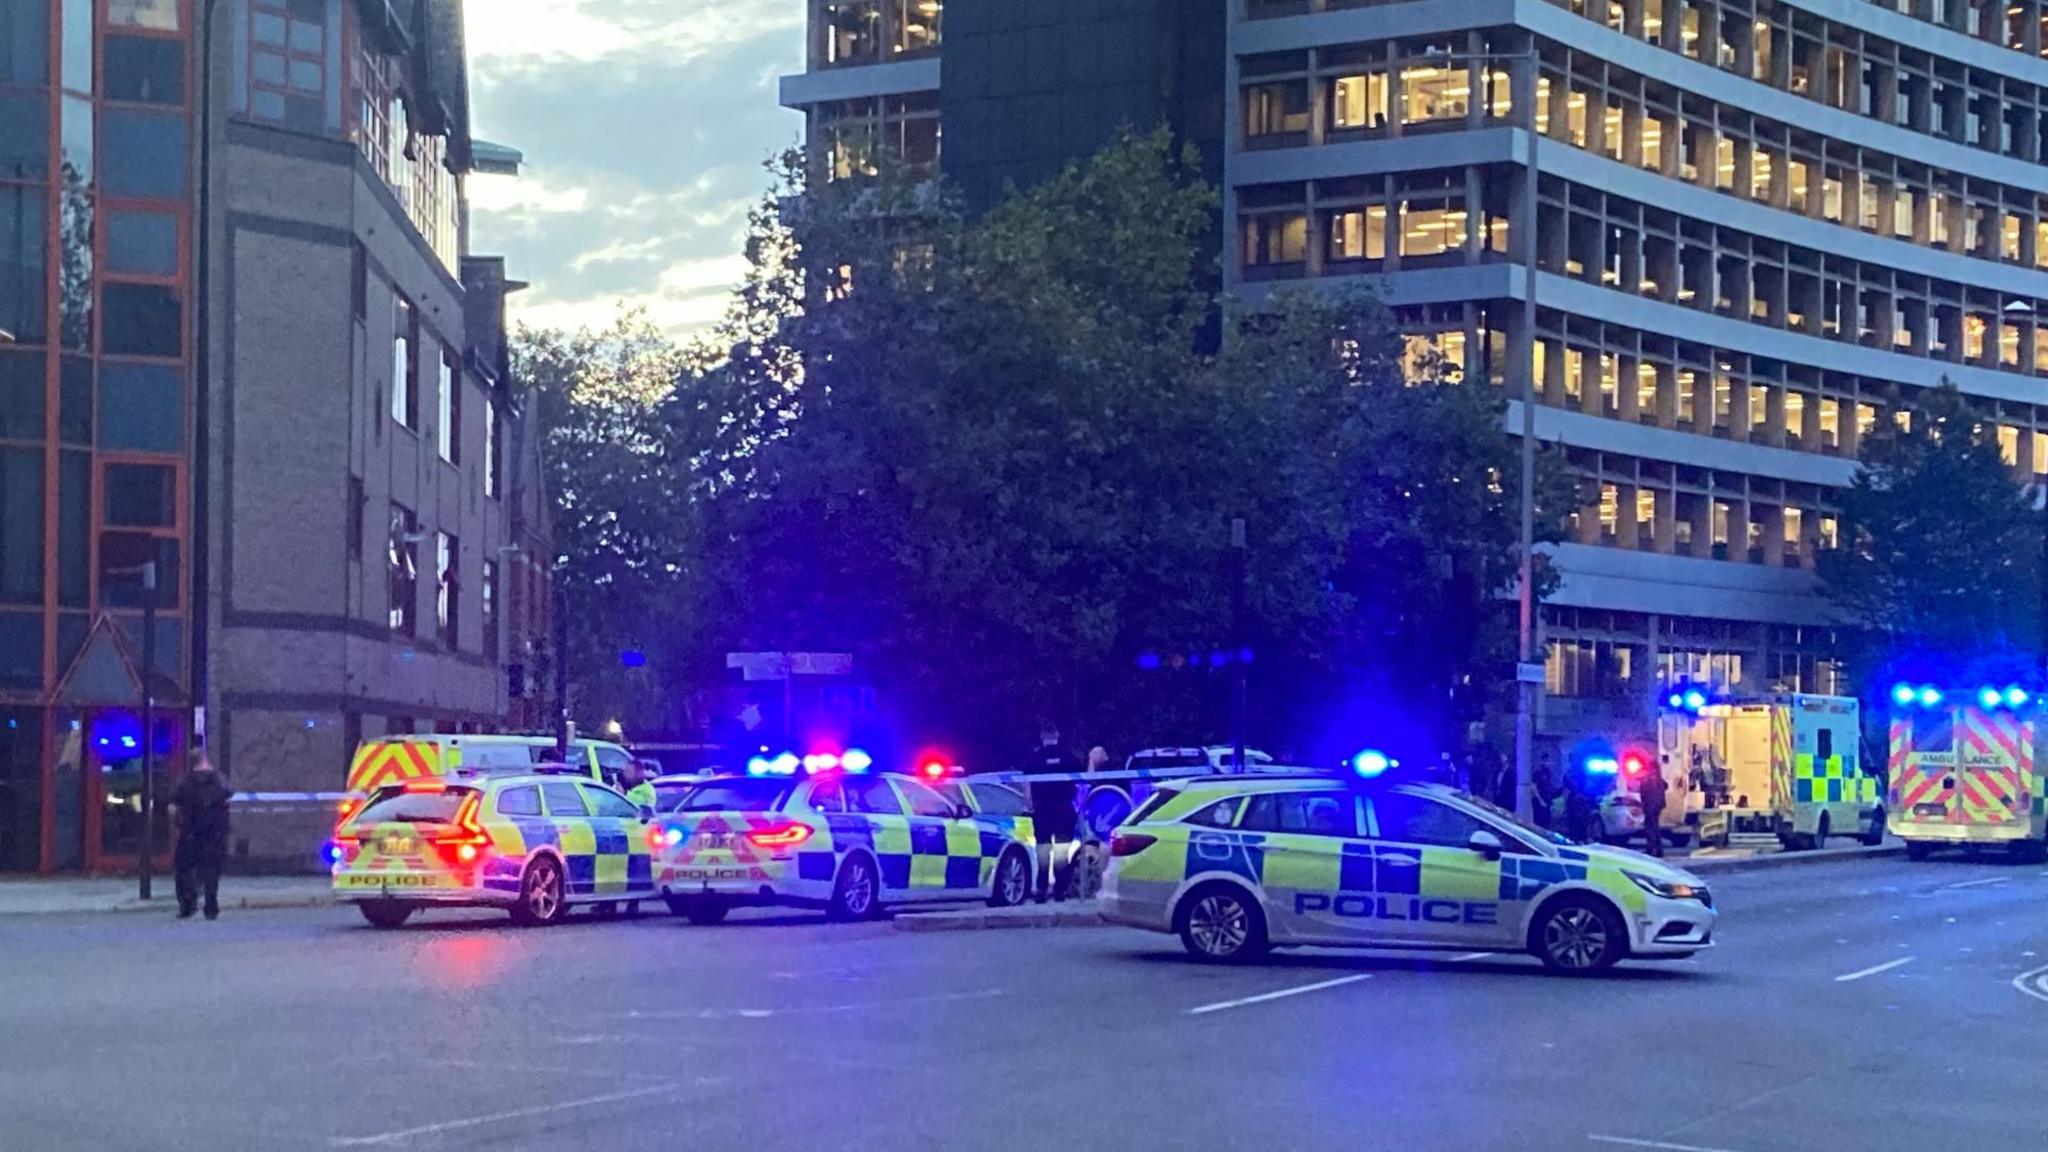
[1352,750,1395,778]
[1584,755,1621,775]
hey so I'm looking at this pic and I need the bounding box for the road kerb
[892,904,1110,932]
[0,887,334,918]
[1680,843,1904,874]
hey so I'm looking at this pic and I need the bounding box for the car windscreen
[1458,791,1571,847]
[653,783,695,811]
[353,788,476,825]
[674,779,795,813]
[1127,786,1182,825]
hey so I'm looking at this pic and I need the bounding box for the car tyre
[1862,809,1887,847]
[2011,835,2048,865]
[1175,883,1268,964]
[681,897,729,925]
[1531,893,1626,976]
[1811,813,1831,850]
[987,848,1030,908]
[511,856,569,927]
[1905,840,1934,861]
[358,900,413,929]
[828,853,881,921]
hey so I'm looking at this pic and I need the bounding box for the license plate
[1914,803,1947,817]
[700,834,731,849]
[381,836,415,854]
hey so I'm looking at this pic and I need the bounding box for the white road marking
[2014,962,2048,1005]
[1939,876,2010,891]
[1835,957,1915,983]
[331,1084,679,1147]
[1187,973,1371,1015]
[1589,1135,1751,1152]
[615,987,1005,1020]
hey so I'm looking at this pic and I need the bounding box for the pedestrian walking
[1639,763,1670,858]
[1024,725,1080,903]
[169,752,233,921]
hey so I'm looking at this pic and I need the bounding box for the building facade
[782,0,2048,737]
[0,0,547,873]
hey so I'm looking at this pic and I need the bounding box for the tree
[515,311,697,731]
[1820,382,2044,694]
[694,129,1571,763]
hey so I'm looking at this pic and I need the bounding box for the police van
[1101,774,1715,973]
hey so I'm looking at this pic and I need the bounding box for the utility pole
[1231,518,1248,772]
[552,580,570,761]
[138,561,159,901]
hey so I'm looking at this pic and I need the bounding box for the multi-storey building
[0,0,547,873]
[784,0,2048,738]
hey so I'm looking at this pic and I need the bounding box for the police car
[1101,774,1715,973]
[650,754,1036,923]
[330,772,656,929]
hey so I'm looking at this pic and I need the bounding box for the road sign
[726,652,854,681]
[1516,662,1546,685]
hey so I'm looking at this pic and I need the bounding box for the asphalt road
[4,855,2046,1152]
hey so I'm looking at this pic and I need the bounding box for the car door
[892,776,988,897]
[1235,790,1358,945]
[846,775,916,897]
[539,781,596,898]
[1360,790,1513,949]
[579,782,652,897]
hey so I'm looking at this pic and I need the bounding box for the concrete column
[1760,505,1786,567]
[1653,487,1678,554]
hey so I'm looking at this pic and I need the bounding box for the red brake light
[1110,833,1157,857]
[332,832,360,847]
[429,793,490,850]
[745,823,815,849]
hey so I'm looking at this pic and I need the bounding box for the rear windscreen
[353,789,475,825]
[675,779,795,813]
[1128,786,1182,825]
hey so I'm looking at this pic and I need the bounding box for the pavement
[0,874,333,917]
[4,852,2047,1152]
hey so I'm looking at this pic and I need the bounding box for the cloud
[465,1,805,338]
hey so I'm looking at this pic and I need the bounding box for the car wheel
[511,856,568,927]
[829,853,881,921]
[2011,836,2048,864]
[1175,883,1268,963]
[1905,840,1933,861]
[1532,894,1626,976]
[1863,809,1887,847]
[681,897,729,925]
[987,848,1030,908]
[358,900,413,929]
[1811,814,1831,850]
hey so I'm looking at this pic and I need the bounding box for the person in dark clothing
[1025,726,1080,903]
[170,753,233,920]
[1638,765,1670,858]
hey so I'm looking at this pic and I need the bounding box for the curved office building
[785,0,2047,734]
[1230,0,2048,728]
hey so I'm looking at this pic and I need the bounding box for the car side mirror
[1468,830,1504,860]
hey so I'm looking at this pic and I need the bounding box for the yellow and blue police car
[1101,773,1715,974]
[329,772,656,929]
[650,753,1037,923]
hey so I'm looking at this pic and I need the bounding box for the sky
[463,1,805,338]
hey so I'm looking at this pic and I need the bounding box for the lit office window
[1325,206,1387,261]
[1398,202,1467,257]
[1330,74,1389,131]
[1400,66,1470,124]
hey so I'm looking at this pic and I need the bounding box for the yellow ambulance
[1887,684,2048,862]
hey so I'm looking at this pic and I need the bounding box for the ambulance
[343,734,639,799]
[1657,691,1882,850]
[1887,684,2048,861]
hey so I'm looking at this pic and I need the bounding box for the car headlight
[1624,871,1705,901]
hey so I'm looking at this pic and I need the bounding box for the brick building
[0,0,549,872]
